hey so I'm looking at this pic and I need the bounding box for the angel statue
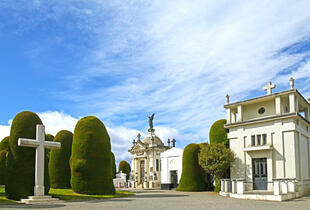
[148,113,155,130]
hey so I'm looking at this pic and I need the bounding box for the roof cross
[263,81,276,95]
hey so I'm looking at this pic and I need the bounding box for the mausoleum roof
[142,132,164,146]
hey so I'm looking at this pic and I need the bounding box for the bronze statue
[148,113,155,130]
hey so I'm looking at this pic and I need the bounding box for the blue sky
[1,1,310,164]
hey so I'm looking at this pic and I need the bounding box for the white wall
[160,148,183,184]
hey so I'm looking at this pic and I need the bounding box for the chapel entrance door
[170,170,178,189]
[140,160,145,186]
[252,158,267,190]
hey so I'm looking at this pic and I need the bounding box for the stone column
[236,179,245,194]
[289,93,296,113]
[288,179,296,193]
[237,105,242,122]
[221,179,225,192]
[274,179,280,195]
[144,158,148,188]
[275,96,281,115]
[231,180,237,193]
[281,180,288,194]
[224,179,231,193]
[226,108,231,124]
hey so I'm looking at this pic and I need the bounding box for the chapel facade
[221,78,310,201]
[128,114,171,189]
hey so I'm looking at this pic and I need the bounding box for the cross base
[20,196,60,204]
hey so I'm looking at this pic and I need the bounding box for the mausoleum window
[257,135,261,145]
[251,135,255,146]
[251,134,267,146]
[262,134,267,145]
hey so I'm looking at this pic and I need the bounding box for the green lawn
[0,187,15,204]
[49,188,134,201]
[0,186,133,203]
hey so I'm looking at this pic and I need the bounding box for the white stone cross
[263,81,276,95]
[18,124,61,197]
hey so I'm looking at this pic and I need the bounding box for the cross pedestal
[18,124,61,204]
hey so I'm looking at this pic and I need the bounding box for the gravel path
[1,190,310,210]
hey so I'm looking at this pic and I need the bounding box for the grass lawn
[0,186,133,204]
[49,188,134,201]
[0,186,16,204]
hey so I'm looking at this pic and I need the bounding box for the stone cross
[18,124,61,197]
[226,94,230,104]
[263,82,276,95]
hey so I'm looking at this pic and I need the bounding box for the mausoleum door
[170,170,178,189]
[252,158,267,190]
[140,160,145,185]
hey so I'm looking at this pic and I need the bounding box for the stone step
[20,196,60,204]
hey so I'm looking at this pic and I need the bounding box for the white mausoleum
[220,78,310,201]
[160,147,183,190]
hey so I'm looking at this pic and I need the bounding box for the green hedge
[70,116,115,195]
[118,160,131,181]
[111,152,116,179]
[5,111,50,200]
[49,130,73,189]
[0,136,9,151]
[177,143,206,192]
[209,119,228,145]
[0,150,7,185]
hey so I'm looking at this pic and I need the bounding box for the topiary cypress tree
[70,116,115,195]
[5,111,50,200]
[118,160,131,181]
[209,119,228,145]
[177,143,206,192]
[0,136,9,151]
[0,150,7,185]
[111,152,116,179]
[49,130,73,189]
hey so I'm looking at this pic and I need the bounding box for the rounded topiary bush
[177,143,206,192]
[0,150,7,185]
[5,111,50,200]
[70,116,115,195]
[0,136,9,151]
[49,130,73,189]
[209,119,228,145]
[118,160,131,181]
[111,152,116,179]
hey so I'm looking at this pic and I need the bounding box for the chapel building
[221,78,310,201]
[128,114,171,189]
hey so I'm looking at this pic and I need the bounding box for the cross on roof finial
[264,81,276,95]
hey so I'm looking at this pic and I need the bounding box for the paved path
[1,190,310,210]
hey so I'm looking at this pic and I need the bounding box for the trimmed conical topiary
[118,160,131,181]
[0,136,9,151]
[209,119,228,145]
[177,143,206,192]
[49,130,73,189]
[70,116,115,194]
[111,152,116,179]
[0,150,7,185]
[5,111,50,200]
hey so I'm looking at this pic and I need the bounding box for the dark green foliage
[209,119,228,145]
[70,116,115,195]
[0,150,7,185]
[177,143,206,192]
[45,134,54,159]
[111,152,116,179]
[49,130,73,189]
[118,160,131,181]
[0,136,9,151]
[5,111,50,200]
[199,143,235,193]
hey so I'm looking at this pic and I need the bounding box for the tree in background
[45,134,54,158]
[177,143,206,191]
[118,160,131,181]
[209,119,228,146]
[0,136,9,151]
[199,143,234,192]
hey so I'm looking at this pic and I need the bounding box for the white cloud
[0,125,10,141]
